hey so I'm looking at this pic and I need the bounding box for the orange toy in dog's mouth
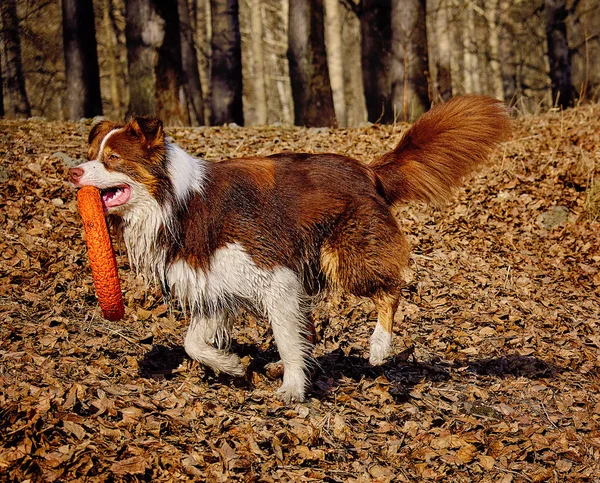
[77,185,125,321]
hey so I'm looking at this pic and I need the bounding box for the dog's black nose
[68,167,84,183]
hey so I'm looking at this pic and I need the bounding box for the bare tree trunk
[499,5,516,103]
[196,0,212,125]
[126,0,162,117]
[430,0,452,101]
[62,0,103,120]
[486,0,504,100]
[126,0,187,124]
[155,1,188,125]
[104,0,121,118]
[545,0,574,107]
[463,2,480,93]
[178,0,205,125]
[288,0,336,126]
[360,0,392,123]
[390,0,429,121]
[262,0,293,125]
[324,0,347,127]
[449,0,464,95]
[210,0,244,125]
[0,0,31,118]
[0,56,4,117]
[251,0,267,124]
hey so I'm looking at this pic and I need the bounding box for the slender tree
[544,0,574,107]
[360,0,392,123]
[324,0,347,127]
[178,0,204,125]
[288,0,336,127]
[390,0,429,121]
[0,0,31,118]
[250,0,267,125]
[0,58,4,118]
[463,1,481,93]
[210,0,244,125]
[485,0,505,100]
[104,0,121,118]
[429,0,452,101]
[126,0,187,124]
[155,1,188,125]
[126,0,161,117]
[62,0,103,119]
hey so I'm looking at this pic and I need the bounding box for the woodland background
[0,0,599,127]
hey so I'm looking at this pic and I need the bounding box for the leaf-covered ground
[1,104,599,482]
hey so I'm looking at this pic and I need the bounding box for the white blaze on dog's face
[69,118,171,214]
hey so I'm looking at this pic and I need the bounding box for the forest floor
[1,104,600,482]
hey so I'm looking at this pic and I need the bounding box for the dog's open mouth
[101,185,131,210]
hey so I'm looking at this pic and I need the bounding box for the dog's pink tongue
[101,186,131,209]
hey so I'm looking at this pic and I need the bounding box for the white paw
[216,352,245,376]
[276,367,307,403]
[277,383,306,403]
[369,323,392,366]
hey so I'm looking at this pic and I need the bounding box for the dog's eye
[108,153,120,161]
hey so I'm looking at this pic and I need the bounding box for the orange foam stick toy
[77,186,125,321]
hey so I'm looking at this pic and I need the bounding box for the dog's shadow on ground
[138,343,563,403]
[311,349,563,402]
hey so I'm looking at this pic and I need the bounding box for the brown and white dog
[69,95,510,402]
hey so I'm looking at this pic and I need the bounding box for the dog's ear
[88,120,120,160]
[128,117,164,149]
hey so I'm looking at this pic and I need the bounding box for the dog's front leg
[262,269,313,403]
[184,313,244,376]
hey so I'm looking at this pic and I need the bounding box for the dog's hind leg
[320,201,408,366]
[262,267,313,403]
[369,292,400,365]
[184,313,244,376]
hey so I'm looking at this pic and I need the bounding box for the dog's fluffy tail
[370,95,511,205]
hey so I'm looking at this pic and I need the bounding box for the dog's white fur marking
[96,128,122,161]
[166,144,206,203]
[173,243,312,401]
[369,322,392,366]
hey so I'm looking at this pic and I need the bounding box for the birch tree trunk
[484,0,504,100]
[324,0,347,127]
[62,0,103,120]
[0,0,31,118]
[390,0,429,121]
[178,0,204,125]
[544,0,574,107]
[463,1,480,93]
[210,0,244,125]
[288,0,336,126]
[251,0,267,124]
[360,0,392,123]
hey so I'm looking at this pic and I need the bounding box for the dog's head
[69,117,172,214]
